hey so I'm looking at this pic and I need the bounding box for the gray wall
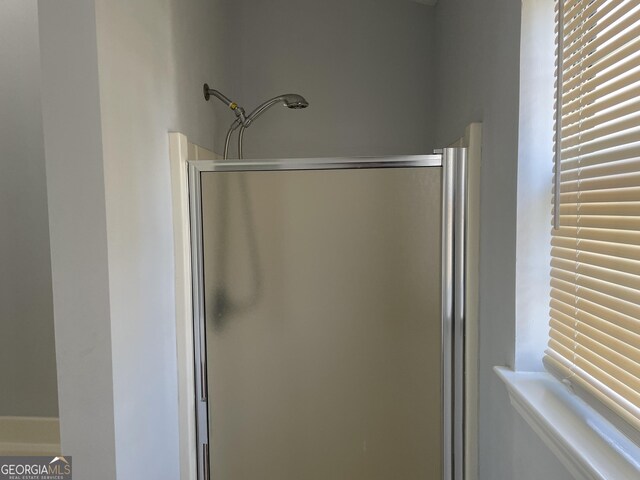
[38,0,117,476]
[95,0,220,477]
[434,0,573,479]
[38,0,225,476]
[212,0,436,159]
[0,0,58,418]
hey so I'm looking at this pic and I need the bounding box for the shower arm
[204,83,249,127]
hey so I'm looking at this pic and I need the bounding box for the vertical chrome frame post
[189,165,210,480]
[441,152,455,480]
[188,152,466,480]
[454,149,467,480]
[442,148,467,480]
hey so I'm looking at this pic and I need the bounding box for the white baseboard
[0,416,60,456]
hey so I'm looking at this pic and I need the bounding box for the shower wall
[212,0,436,159]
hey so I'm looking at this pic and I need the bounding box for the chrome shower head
[242,93,309,125]
[281,94,309,109]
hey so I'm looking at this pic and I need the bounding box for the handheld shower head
[281,94,309,109]
[244,94,309,124]
[233,94,309,158]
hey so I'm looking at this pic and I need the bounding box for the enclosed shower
[189,87,467,480]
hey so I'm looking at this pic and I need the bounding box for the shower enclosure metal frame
[188,148,467,480]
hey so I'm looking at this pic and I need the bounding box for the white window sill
[495,366,640,480]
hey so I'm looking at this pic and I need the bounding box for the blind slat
[559,187,640,203]
[551,246,640,275]
[560,146,640,171]
[558,201,640,217]
[556,172,640,193]
[551,226,640,247]
[556,215,640,231]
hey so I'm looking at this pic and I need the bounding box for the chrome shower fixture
[240,94,308,128]
[203,83,248,127]
[203,83,309,159]
[281,94,309,109]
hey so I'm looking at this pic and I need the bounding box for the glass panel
[201,167,442,480]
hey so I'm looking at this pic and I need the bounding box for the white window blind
[547,0,640,433]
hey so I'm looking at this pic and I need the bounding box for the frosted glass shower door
[196,165,444,480]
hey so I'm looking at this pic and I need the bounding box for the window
[546,0,640,434]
